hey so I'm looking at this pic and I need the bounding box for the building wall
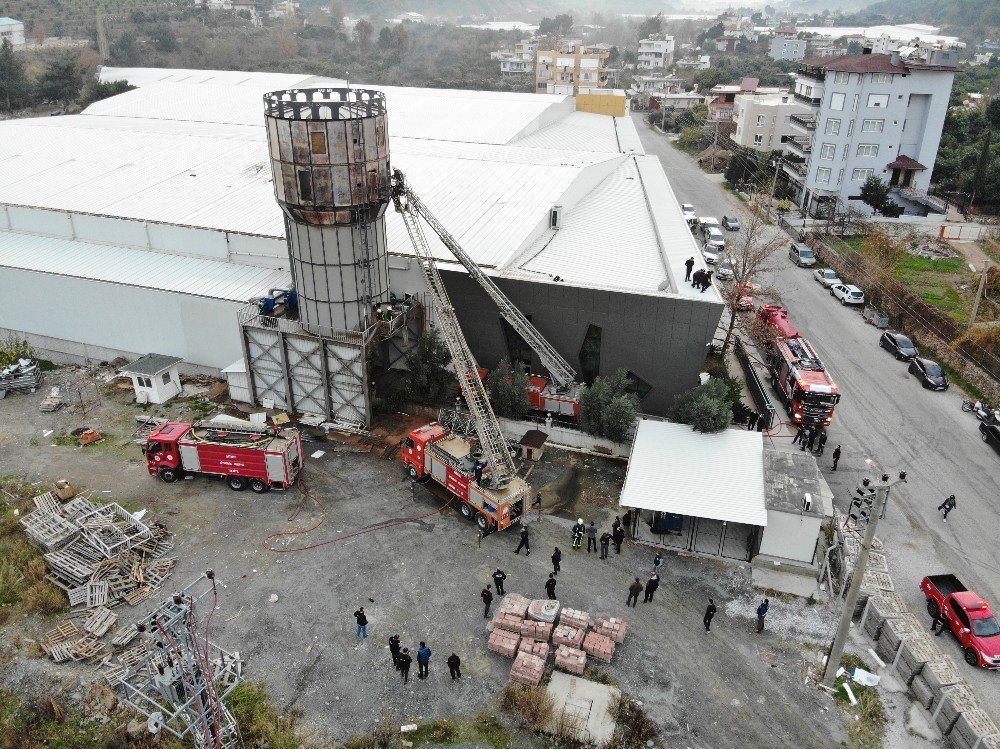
[769,37,807,61]
[637,37,675,69]
[732,95,810,151]
[0,20,25,47]
[758,510,822,564]
[576,91,627,117]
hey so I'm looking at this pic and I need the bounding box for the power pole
[969,260,991,327]
[96,14,109,61]
[710,120,719,172]
[821,472,906,688]
[767,159,780,219]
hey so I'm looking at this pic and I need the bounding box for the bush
[486,359,531,419]
[404,328,455,406]
[0,334,35,367]
[673,378,734,433]
[579,369,639,442]
[605,695,659,749]
[227,682,302,749]
[498,683,554,731]
[21,581,66,616]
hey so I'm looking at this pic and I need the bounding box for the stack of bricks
[552,624,586,648]
[509,650,546,686]
[495,612,524,633]
[518,638,550,661]
[560,607,592,631]
[582,631,615,663]
[594,617,627,644]
[499,593,531,618]
[555,644,587,675]
[487,628,520,658]
[520,620,553,641]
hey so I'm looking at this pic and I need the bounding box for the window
[824,118,841,135]
[756,114,766,127]
[297,170,313,201]
[867,93,889,108]
[856,144,879,157]
[816,167,831,184]
[623,371,652,400]
[754,134,763,145]
[861,119,884,133]
[852,168,874,181]
[847,120,854,137]
[830,92,845,111]
[834,72,850,84]
[819,143,835,160]
[161,372,171,385]
[137,376,152,389]
[578,324,602,385]
[870,73,892,83]
[309,131,327,155]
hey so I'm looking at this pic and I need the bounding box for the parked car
[981,421,1000,455]
[699,217,721,236]
[831,284,865,306]
[813,268,841,287]
[879,331,919,361]
[702,228,726,263]
[722,215,741,231]
[681,204,696,221]
[908,357,949,390]
[789,242,816,267]
[715,259,735,280]
[735,281,757,311]
[701,242,724,265]
[921,575,1000,668]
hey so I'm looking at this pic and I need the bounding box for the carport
[619,421,767,562]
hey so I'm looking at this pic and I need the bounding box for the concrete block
[518,638,550,661]
[895,633,938,683]
[509,650,546,686]
[594,617,628,644]
[527,599,560,623]
[553,624,585,648]
[582,631,615,663]
[934,683,977,735]
[560,608,592,630]
[555,644,586,675]
[874,613,922,663]
[948,708,997,749]
[499,594,531,618]
[487,628,520,658]
[520,620,554,641]
[861,592,909,641]
[495,612,524,633]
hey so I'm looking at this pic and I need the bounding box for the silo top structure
[264,88,390,225]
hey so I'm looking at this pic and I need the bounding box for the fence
[939,224,995,241]
[734,336,776,431]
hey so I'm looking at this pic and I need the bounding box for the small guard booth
[120,354,183,405]
[619,420,767,562]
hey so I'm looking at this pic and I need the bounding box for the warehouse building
[0,67,723,416]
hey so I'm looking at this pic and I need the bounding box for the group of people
[387,635,462,683]
[684,257,714,294]
[744,411,766,432]
[791,424,832,456]
[569,515,628,558]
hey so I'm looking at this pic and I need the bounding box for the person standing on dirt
[704,599,717,632]
[571,519,585,550]
[417,642,431,679]
[398,648,412,683]
[586,521,598,553]
[514,524,530,555]
[545,573,557,600]
[389,634,402,670]
[832,445,842,471]
[643,573,660,603]
[481,585,494,618]
[599,531,612,560]
[755,598,769,633]
[622,510,633,540]
[815,429,828,456]
[937,495,957,522]
[612,523,625,554]
[653,552,664,575]
[447,653,462,680]
[354,607,369,640]
[552,547,562,575]
[627,577,643,608]
[492,568,507,595]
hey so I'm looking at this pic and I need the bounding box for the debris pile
[0,358,42,396]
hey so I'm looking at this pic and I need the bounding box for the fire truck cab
[403,423,526,532]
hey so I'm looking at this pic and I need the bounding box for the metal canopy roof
[619,420,768,527]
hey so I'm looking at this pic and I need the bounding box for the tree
[151,23,178,53]
[486,359,530,420]
[859,175,892,214]
[858,228,905,307]
[329,0,347,28]
[0,39,30,112]
[354,19,374,54]
[637,13,663,40]
[79,79,135,108]
[538,14,573,37]
[36,54,83,108]
[846,40,862,54]
[377,26,393,50]
[969,128,993,209]
[110,32,140,65]
[580,369,639,443]
[389,24,410,57]
[673,378,733,433]
[404,328,454,406]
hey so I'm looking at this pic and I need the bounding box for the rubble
[0,358,42,395]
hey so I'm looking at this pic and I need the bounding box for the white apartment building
[496,38,537,76]
[782,49,958,217]
[732,93,811,152]
[769,37,807,61]
[0,17,25,47]
[638,35,675,69]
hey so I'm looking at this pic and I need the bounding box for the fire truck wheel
[159,468,180,484]
[965,648,980,668]
[460,503,474,520]
[926,598,940,618]
[407,464,418,479]
[227,477,248,492]
[476,513,489,532]
[249,479,270,494]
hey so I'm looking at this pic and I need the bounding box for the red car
[922,574,1000,668]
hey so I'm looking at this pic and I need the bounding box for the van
[789,242,816,267]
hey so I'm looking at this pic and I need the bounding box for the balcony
[793,92,823,106]
[797,64,826,82]
[789,113,817,132]
[785,136,812,157]
[782,158,808,181]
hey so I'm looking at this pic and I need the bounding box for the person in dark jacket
[691,268,705,288]
[627,577,643,607]
[622,510,633,540]
[481,585,494,618]
[704,599,717,632]
[586,521,598,553]
[417,642,431,679]
[545,573,557,600]
[612,524,625,554]
[653,552,664,574]
[805,428,818,452]
[799,426,812,452]
[792,425,806,445]
[755,598,769,633]
[552,547,561,574]
[832,445,842,471]
[938,495,957,521]
[815,429,828,455]
[492,568,507,595]
[699,271,713,293]
[398,648,412,683]
[389,634,401,669]
[354,607,369,639]
[684,256,695,282]
[599,531,612,559]
[514,525,530,555]
[642,573,660,602]
[447,653,461,679]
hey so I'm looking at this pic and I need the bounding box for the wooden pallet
[20,510,78,550]
[42,621,80,651]
[32,491,62,514]
[83,606,117,636]
[85,580,110,609]
[70,634,109,662]
[111,625,140,648]
[46,641,77,664]
[123,585,155,606]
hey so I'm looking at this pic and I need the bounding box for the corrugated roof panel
[619,420,768,527]
[513,112,643,154]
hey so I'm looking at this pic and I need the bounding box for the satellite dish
[147,712,163,734]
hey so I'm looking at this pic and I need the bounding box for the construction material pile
[19,486,176,664]
[486,594,628,686]
[0,358,42,396]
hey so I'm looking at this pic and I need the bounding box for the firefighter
[571,519,585,550]
[514,524,530,555]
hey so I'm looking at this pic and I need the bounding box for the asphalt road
[633,114,1000,708]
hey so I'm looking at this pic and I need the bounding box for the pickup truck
[921,574,1000,668]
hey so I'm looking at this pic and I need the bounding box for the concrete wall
[758,509,822,564]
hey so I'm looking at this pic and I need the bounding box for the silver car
[813,268,841,288]
[716,259,735,280]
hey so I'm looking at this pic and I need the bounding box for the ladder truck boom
[395,173,577,391]
[391,171,517,488]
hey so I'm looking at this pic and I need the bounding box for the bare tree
[718,197,786,355]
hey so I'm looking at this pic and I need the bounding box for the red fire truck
[145,421,303,493]
[758,304,841,425]
[402,423,526,532]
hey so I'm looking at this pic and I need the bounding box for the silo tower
[263,88,391,334]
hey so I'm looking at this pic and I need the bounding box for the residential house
[638,35,675,69]
[732,93,811,152]
[781,49,958,217]
[495,38,537,76]
[708,78,787,122]
[535,41,609,95]
[675,54,711,70]
[770,37,807,61]
[634,74,684,94]
[0,17,24,47]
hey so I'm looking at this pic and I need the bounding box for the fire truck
[758,304,841,426]
[145,421,303,493]
[393,170,529,532]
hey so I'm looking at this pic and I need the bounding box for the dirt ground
[0,366,859,748]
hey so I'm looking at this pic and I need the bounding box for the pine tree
[0,39,30,112]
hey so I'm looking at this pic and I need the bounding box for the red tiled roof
[799,53,908,74]
[886,155,927,170]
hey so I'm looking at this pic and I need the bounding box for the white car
[681,203,696,221]
[813,268,842,288]
[831,283,865,306]
[716,259,735,280]
[699,217,721,234]
[702,243,723,264]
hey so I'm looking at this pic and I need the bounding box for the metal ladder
[351,120,376,323]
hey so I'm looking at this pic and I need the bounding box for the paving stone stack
[499,593,531,618]
[582,631,615,662]
[488,628,520,658]
[874,613,923,663]
[527,599,560,622]
[520,620,553,641]
[559,608,592,631]
[895,634,940,683]
[495,612,524,633]
[861,592,908,641]
[910,656,961,710]
[519,638,550,660]
[594,617,628,643]
[510,650,546,686]
[947,708,999,749]
[552,624,586,649]
[555,644,587,674]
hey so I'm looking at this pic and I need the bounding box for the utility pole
[822,472,906,688]
[969,260,991,327]
[767,159,780,219]
[96,14,109,61]
[710,120,719,172]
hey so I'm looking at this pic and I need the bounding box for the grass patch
[498,683,555,732]
[228,682,303,749]
[836,654,886,749]
[408,714,516,749]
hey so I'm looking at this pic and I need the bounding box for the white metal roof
[619,420,768,527]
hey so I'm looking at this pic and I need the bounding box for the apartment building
[732,93,811,152]
[708,78,786,122]
[638,35,675,69]
[781,49,958,217]
[0,17,25,46]
[769,37,807,61]
[535,41,609,95]
[495,38,537,75]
